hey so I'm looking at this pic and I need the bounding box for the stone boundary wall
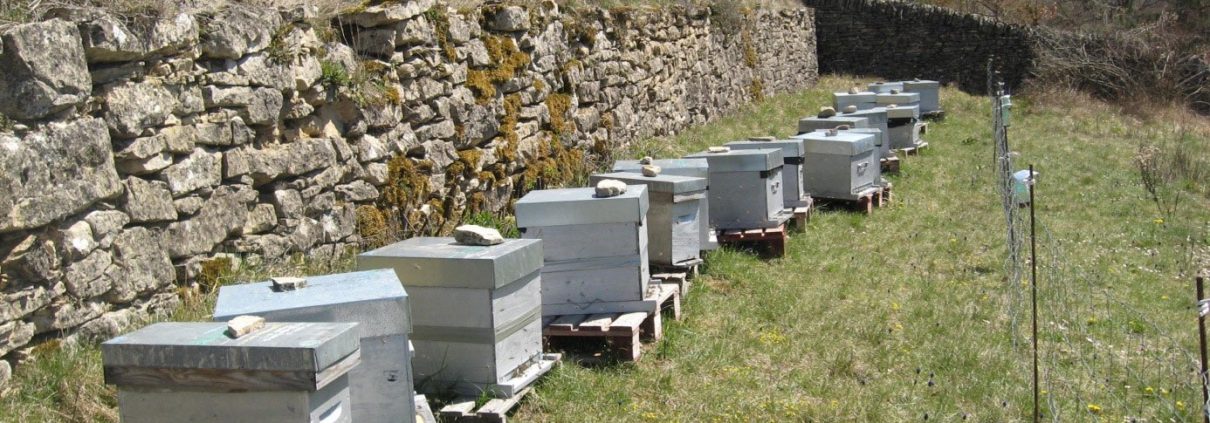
[0,1,817,385]
[802,0,1035,93]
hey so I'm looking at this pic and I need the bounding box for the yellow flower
[1161,295,1169,300]
[1176,401,1186,410]
[758,330,786,345]
[1154,218,1165,224]
[891,302,901,311]
[830,400,839,408]
[1161,388,1170,396]
[642,411,659,420]
[1041,390,1048,395]
[1087,404,1102,414]
[894,322,904,331]
[1087,317,1098,325]
[1144,386,1154,395]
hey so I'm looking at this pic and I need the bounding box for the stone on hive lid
[818,107,837,118]
[453,224,505,246]
[639,156,653,165]
[708,146,731,153]
[641,165,662,177]
[848,86,860,94]
[270,276,306,291]
[225,315,265,338]
[890,89,901,94]
[843,105,858,113]
[595,179,627,197]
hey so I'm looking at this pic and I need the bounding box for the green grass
[3,76,1208,422]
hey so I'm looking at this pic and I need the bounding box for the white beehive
[357,237,547,398]
[684,148,788,230]
[725,138,811,209]
[515,186,654,316]
[876,92,921,108]
[613,158,716,251]
[840,107,893,159]
[886,105,924,150]
[867,81,904,93]
[799,130,881,201]
[589,172,706,267]
[212,270,412,423]
[797,115,869,135]
[102,322,360,423]
[833,91,878,111]
[902,79,941,114]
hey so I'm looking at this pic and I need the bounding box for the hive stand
[541,283,682,362]
[717,223,789,258]
[815,185,891,215]
[788,196,814,232]
[881,155,901,173]
[436,354,559,423]
[899,141,930,157]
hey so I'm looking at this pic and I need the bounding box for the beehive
[589,172,706,267]
[725,138,810,209]
[867,81,904,93]
[886,105,924,150]
[613,158,716,251]
[902,79,941,113]
[102,322,359,423]
[212,270,412,423]
[684,148,788,230]
[357,237,545,398]
[797,115,869,135]
[832,91,878,111]
[799,130,880,201]
[876,92,921,108]
[840,107,892,159]
[516,186,654,316]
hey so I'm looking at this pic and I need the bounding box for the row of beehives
[95,79,942,423]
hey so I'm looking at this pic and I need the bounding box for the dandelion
[1154,218,1165,224]
[642,412,659,420]
[892,302,901,311]
[1087,404,1102,414]
[1161,295,1169,300]
[830,400,839,408]
[1144,386,1154,395]
[1087,317,1098,325]
[758,330,786,345]
[1176,401,1185,410]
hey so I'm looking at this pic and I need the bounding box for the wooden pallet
[881,155,901,173]
[717,223,789,257]
[541,284,681,362]
[900,142,929,156]
[437,354,561,423]
[652,258,702,298]
[816,187,880,215]
[416,394,437,423]
[788,197,814,232]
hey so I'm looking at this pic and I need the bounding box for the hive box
[797,115,869,135]
[357,237,545,398]
[867,81,904,93]
[799,130,880,201]
[832,91,878,111]
[590,172,706,267]
[886,105,924,150]
[725,139,810,209]
[103,322,359,423]
[903,79,941,113]
[876,92,921,108]
[212,270,412,423]
[516,186,655,316]
[839,107,892,159]
[613,158,716,251]
[684,148,788,230]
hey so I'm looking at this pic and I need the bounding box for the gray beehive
[516,186,654,316]
[876,92,921,108]
[725,139,810,209]
[613,158,715,251]
[684,148,788,230]
[799,131,880,201]
[589,172,705,267]
[357,237,545,398]
[840,107,892,159]
[867,81,904,93]
[797,115,869,135]
[102,322,359,423]
[212,270,411,423]
[832,92,878,111]
[902,79,941,113]
[886,105,924,150]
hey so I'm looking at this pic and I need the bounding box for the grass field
[2,76,1208,422]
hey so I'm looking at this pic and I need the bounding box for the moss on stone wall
[545,93,573,137]
[425,7,458,62]
[468,35,532,103]
[355,205,390,248]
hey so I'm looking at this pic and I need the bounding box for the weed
[320,59,352,86]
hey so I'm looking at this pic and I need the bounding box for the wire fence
[989,65,1207,421]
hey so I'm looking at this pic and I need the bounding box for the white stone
[594,179,628,197]
[453,225,505,246]
[641,165,661,177]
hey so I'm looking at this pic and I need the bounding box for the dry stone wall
[0,1,817,383]
[802,0,1034,93]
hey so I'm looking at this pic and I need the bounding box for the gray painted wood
[115,375,351,423]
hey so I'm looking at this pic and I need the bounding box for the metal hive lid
[725,139,805,158]
[589,172,707,195]
[798,131,877,155]
[357,237,543,290]
[842,107,888,124]
[832,92,877,102]
[101,321,360,373]
[867,82,904,93]
[211,269,409,338]
[799,115,868,128]
[886,104,921,119]
[612,158,708,177]
[876,92,921,105]
[515,186,650,227]
[902,80,939,89]
[684,148,783,172]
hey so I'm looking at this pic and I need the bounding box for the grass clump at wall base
[196,256,234,292]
